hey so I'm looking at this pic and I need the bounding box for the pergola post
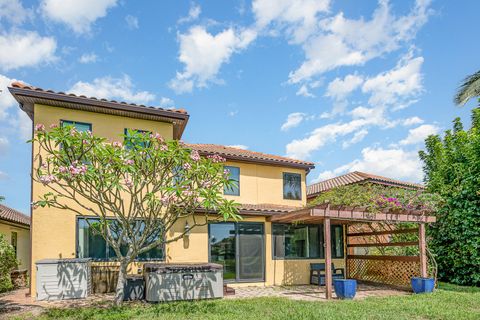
[324,217,332,299]
[419,223,427,277]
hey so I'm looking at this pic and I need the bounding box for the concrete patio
[226,282,409,301]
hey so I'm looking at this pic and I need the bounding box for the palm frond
[454,70,480,106]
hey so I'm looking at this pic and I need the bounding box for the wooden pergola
[268,204,436,299]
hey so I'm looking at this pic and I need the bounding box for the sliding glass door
[209,223,236,281]
[209,222,264,282]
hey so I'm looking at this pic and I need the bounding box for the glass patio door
[209,222,265,282]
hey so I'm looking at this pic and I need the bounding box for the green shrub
[0,233,17,292]
[419,109,480,286]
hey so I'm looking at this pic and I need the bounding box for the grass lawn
[14,283,480,320]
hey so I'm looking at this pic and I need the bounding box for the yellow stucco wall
[223,161,307,207]
[29,103,325,295]
[0,221,30,271]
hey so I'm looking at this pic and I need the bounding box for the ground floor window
[209,222,265,282]
[77,217,164,261]
[273,224,344,259]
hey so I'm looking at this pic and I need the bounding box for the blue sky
[0,0,479,214]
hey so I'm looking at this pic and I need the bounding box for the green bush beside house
[0,233,18,292]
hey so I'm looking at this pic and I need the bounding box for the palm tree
[454,70,480,106]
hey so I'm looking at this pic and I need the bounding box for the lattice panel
[348,258,421,287]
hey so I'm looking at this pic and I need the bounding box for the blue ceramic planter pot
[411,277,435,294]
[333,279,357,299]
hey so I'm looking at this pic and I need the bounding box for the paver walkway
[226,283,408,301]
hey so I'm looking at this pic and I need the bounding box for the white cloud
[399,124,438,145]
[228,110,238,117]
[0,171,8,180]
[0,0,32,25]
[0,74,18,119]
[281,112,307,131]
[362,52,424,109]
[159,97,175,108]
[40,0,118,34]
[178,3,201,24]
[296,84,315,98]
[0,74,32,140]
[252,0,330,43]
[326,74,363,101]
[13,110,32,141]
[125,15,139,29]
[286,118,371,159]
[227,144,248,150]
[0,136,8,155]
[169,26,257,93]
[78,52,98,64]
[315,146,424,183]
[286,106,389,159]
[342,129,368,149]
[69,75,155,105]
[288,0,431,84]
[403,116,424,126]
[0,31,56,71]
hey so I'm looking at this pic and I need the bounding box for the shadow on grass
[438,282,480,293]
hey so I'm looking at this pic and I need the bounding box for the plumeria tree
[31,124,240,304]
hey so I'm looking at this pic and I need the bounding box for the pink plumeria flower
[39,174,57,185]
[183,163,192,170]
[150,132,164,142]
[35,123,45,131]
[190,150,200,162]
[124,159,134,165]
[112,141,122,148]
[49,124,58,129]
[124,178,133,188]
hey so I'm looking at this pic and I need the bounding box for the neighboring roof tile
[0,204,30,226]
[10,82,188,115]
[187,143,315,169]
[307,171,424,198]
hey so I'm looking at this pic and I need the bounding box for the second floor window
[224,166,240,196]
[61,120,92,132]
[283,172,301,200]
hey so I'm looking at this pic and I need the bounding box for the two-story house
[9,82,346,295]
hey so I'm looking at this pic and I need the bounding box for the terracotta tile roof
[0,204,30,227]
[187,143,315,170]
[10,81,188,115]
[307,171,424,198]
[238,203,301,215]
[9,81,190,139]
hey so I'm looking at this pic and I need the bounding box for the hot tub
[144,263,223,302]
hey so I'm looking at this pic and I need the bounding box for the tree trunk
[114,258,129,305]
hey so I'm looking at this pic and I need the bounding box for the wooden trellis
[269,204,435,299]
[346,227,430,288]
